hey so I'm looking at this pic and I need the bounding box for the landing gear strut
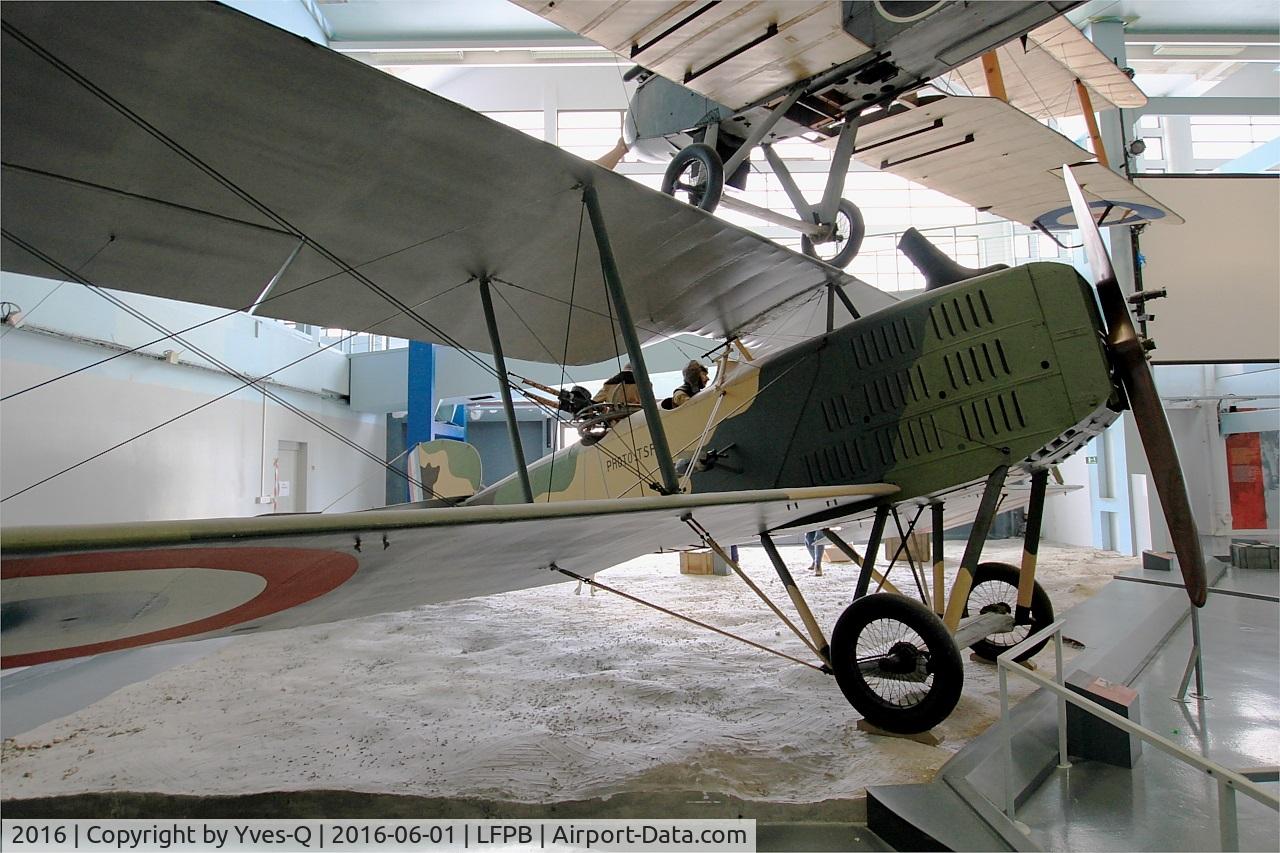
[822,465,1058,733]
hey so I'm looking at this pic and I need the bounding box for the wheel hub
[878,640,926,675]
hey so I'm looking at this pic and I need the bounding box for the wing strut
[478,275,534,503]
[582,184,680,495]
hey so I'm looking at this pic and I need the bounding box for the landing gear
[660,143,724,212]
[801,198,865,269]
[963,562,1054,662]
[830,593,964,734]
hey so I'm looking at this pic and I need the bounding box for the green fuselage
[470,262,1122,507]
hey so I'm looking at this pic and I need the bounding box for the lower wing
[1,485,897,668]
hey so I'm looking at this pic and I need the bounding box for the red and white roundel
[1,547,358,668]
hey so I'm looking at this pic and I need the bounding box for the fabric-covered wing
[0,1,891,366]
[512,1,869,111]
[942,17,1146,118]
[848,96,1182,229]
[1,485,897,668]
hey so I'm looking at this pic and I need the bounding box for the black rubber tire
[801,198,866,268]
[963,562,1055,662]
[661,143,724,212]
[830,593,964,734]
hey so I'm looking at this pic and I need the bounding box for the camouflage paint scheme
[416,440,483,500]
[469,262,1123,511]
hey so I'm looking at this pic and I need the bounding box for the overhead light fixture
[1152,44,1245,57]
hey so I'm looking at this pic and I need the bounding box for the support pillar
[478,276,534,503]
[583,184,680,495]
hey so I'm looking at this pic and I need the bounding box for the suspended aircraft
[0,1,1206,735]
[513,0,1182,266]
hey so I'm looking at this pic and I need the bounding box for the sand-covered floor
[1,541,1135,803]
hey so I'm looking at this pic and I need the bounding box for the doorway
[275,440,308,513]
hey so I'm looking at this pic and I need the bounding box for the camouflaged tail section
[691,262,1121,497]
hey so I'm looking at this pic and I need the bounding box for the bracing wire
[0,238,476,403]
[545,200,587,502]
[1,229,463,504]
[1,20,580,413]
[0,233,115,341]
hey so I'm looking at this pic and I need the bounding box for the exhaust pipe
[898,228,1008,290]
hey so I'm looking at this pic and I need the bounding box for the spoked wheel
[801,198,865,268]
[661,143,724,212]
[963,562,1055,663]
[830,593,963,734]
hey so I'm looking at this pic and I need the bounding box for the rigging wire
[0,311,438,505]
[1,229,460,504]
[545,200,587,502]
[3,23,764,502]
[0,234,115,341]
[599,251,653,492]
[0,241,475,403]
[2,20,671,496]
[0,19,580,413]
[320,442,416,513]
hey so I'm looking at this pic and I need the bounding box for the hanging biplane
[0,1,1206,735]
[515,0,1182,265]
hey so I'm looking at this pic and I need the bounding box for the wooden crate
[884,531,931,563]
[679,549,729,575]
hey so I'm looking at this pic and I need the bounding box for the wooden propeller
[1063,165,1208,607]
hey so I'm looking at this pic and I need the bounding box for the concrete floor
[1016,565,1279,852]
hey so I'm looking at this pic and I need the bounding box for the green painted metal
[582,184,680,495]
[692,263,1120,499]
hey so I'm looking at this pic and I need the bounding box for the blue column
[407,341,435,450]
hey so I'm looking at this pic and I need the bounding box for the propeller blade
[1063,165,1208,607]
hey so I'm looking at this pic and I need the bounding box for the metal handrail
[995,618,1278,852]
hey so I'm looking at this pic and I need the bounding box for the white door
[275,440,308,513]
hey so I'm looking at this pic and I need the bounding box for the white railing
[995,618,1279,852]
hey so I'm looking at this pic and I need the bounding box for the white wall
[2,330,385,525]
[0,274,350,397]
[1134,176,1280,363]
[1040,452,1096,547]
[430,65,629,115]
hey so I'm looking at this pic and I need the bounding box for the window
[557,110,625,161]
[1190,115,1280,162]
[484,111,545,141]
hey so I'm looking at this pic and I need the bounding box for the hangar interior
[1,1,1277,850]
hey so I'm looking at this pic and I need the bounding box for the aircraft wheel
[830,593,963,734]
[802,198,865,268]
[963,562,1054,662]
[661,143,724,212]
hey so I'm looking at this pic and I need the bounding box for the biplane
[515,0,1183,265]
[0,1,1206,736]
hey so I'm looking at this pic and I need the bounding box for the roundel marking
[1,547,358,668]
[1036,199,1167,231]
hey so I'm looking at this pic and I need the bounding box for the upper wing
[0,1,892,367]
[941,17,1147,118]
[1,484,897,668]
[848,96,1182,229]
